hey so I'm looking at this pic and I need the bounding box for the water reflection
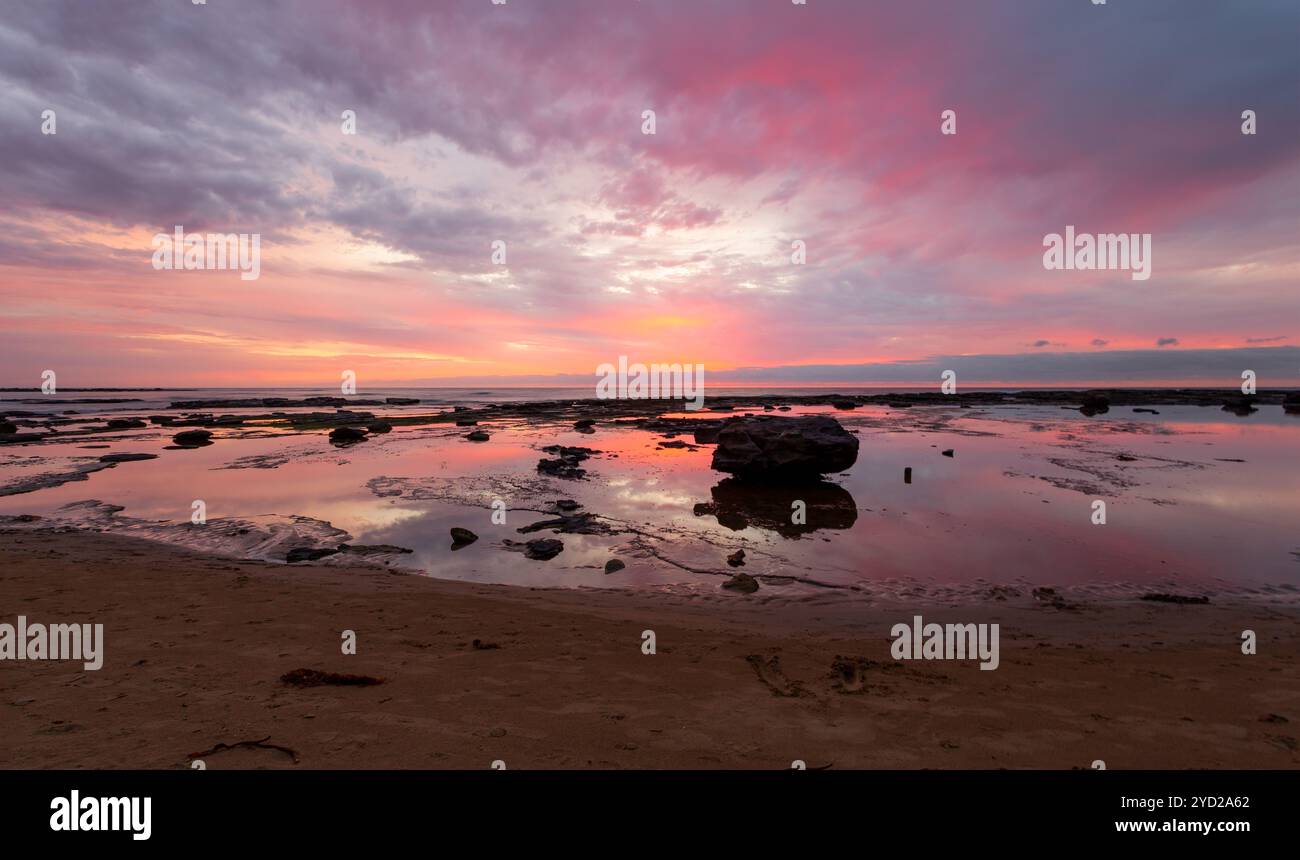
[693,477,857,538]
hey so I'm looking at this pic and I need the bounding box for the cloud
[1,0,1299,385]
[1156,338,1180,347]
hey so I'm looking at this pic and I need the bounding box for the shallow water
[1,396,1297,600]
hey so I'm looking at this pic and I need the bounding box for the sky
[1,0,1298,388]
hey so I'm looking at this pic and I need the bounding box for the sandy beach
[3,526,1297,770]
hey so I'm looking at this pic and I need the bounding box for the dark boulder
[465,429,490,441]
[173,429,214,448]
[450,527,478,548]
[366,421,393,434]
[98,453,159,463]
[106,417,147,429]
[710,415,858,481]
[329,426,368,445]
[1079,392,1110,416]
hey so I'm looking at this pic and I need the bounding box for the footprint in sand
[830,656,875,694]
[745,654,805,697]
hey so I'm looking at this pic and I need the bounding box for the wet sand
[2,528,1297,769]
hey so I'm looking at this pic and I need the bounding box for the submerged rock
[517,512,614,535]
[710,415,858,481]
[366,421,393,434]
[465,429,490,441]
[536,445,598,479]
[0,421,17,435]
[524,538,563,560]
[97,453,159,463]
[604,559,626,574]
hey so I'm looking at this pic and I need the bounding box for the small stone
[722,572,759,594]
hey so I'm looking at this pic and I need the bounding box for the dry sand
[1,528,1297,769]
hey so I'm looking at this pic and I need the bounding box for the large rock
[329,426,368,445]
[1079,392,1110,416]
[172,429,214,447]
[709,416,858,481]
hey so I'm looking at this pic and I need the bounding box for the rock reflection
[693,477,857,538]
